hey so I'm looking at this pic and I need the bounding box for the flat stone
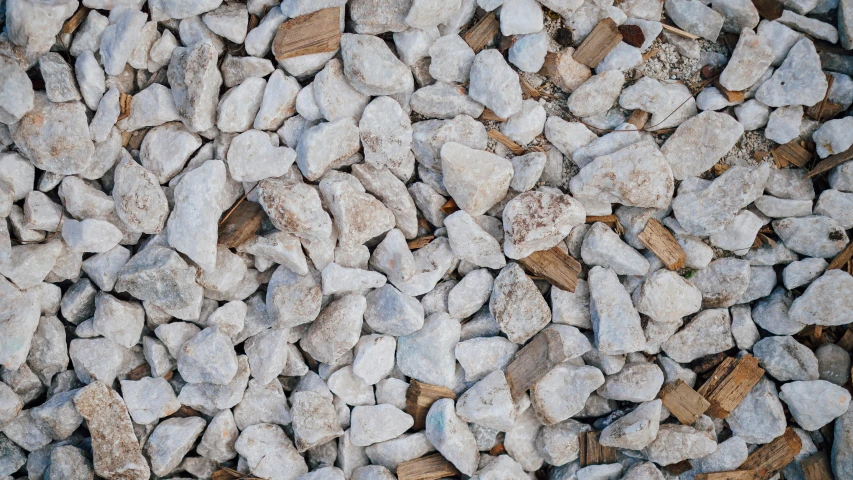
[441,142,513,216]
[351,405,414,446]
[582,222,649,276]
[301,294,365,364]
[661,111,744,180]
[297,119,361,181]
[756,38,828,107]
[619,77,698,131]
[588,266,645,355]
[569,71,624,118]
[504,190,585,259]
[665,0,724,41]
[531,364,605,425]
[773,215,848,258]
[12,94,94,175]
[168,41,223,132]
[425,398,479,475]
[233,378,291,430]
[314,58,370,123]
[642,423,717,465]
[167,160,225,272]
[490,263,551,344]
[235,423,309,479]
[291,391,344,453]
[599,400,661,450]
[789,270,853,326]
[396,313,459,388]
[780,380,851,431]
[597,362,664,402]
[457,370,518,430]
[468,49,522,119]
[754,335,819,381]
[661,309,734,362]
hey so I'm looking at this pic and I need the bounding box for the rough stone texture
[589,266,645,355]
[661,112,744,180]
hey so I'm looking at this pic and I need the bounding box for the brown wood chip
[407,236,435,250]
[440,198,459,215]
[573,18,623,68]
[627,109,650,129]
[805,73,836,121]
[479,108,507,122]
[517,246,582,293]
[638,218,686,271]
[405,380,456,431]
[519,75,540,100]
[659,379,711,425]
[828,241,853,270]
[751,0,784,20]
[218,200,264,248]
[397,453,460,480]
[463,12,500,53]
[487,129,526,155]
[665,460,694,476]
[505,327,572,400]
[118,93,132,122]
[713,79,746,103]
[739,428,803,480]
[696,355,765,419]
[805,145,853,178]
[800,451,834,480]
[772,140,812,168]
[618,24,646,48]
[60,6,90,36]
[272,7,341,60]
[579,431,618,467]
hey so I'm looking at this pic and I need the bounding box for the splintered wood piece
[211,467,246,480]
[218,200,264,248]
[696,355,765,419]
[713,79,746,103]
[827,241,853,270]
[772,140,812,168]
[118,93,132,121]
[618,24,646,48]
[505,327,571,400]
[579,431,618,467]
[638,218,686,270]
[272,7,341,60]
[627,109,650,129]
[739,428,803,480]
[805,73,835,121]
[661,23,701,40]
[463,12,500,53]
[837,328,853,351]
[488,129,526,155]
[659,379,711,425]
[405,380,456,431]
[126,363,152,381]
[695,471,758,480]
[479,108,507,122]
[519,76,540,100]
[170,405,201,418]
[805,145,853,178]
[61,6,90,36]
[752,0,783,19]
[439,198,459,215]
[573,18,623,68]
[408,236,435,250]
[517,246,581,293]
[397,453,460,480]
[800,451,834,480]
[665,461,694,475]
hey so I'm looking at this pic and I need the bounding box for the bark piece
[118,93,131,122]
[638,218,686,270]
[804,146,853,179]
[696,355,765,419]
[659,379,711,425]
[579,431,617,467]
[573,18,623,68]
[771,141,812,168]
[405,380,456,431]
[272,7,341,60]
[619,25,646,48]
[505,327,571,400]
[218,201,264,248]
[714,79,746,103]
[738,428,803,480]
[800,451,834,480]
[827,241,853,270]
[751,0,783,20]
[695,472,757,480]
[464,12,500,53]
[517,245,581,293]
[397,453,460,480]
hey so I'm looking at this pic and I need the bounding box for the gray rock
[789,270,853,326]
[582,222,649,276]
[589,266,645,355]
[178,327,239,385]
[351,404,413,446]
[12,94,94,175]
[661,111,744,180]
[425,398,479,475]
[490,263,551,344]
[233,378,291,430]
[832,401,853,479]
[597,362,664,402]
[780,380,851,431]
[568,71,624,118]
[396,313,459,388]
[504,190,585,259]
[235,423,309,478]
[145,416,206,476]
[341,34,413,96]
[816,343,851,386]
[168,41,223,132]
[291,392,344,453]
[297,119,361,181]
[754,335,819,381]
[773,215,848,258]
[197,409,238,462]
[113,156,169,235]
[756,38,828,107]
[665,0,724,40]
[468,49,522,119]
[642,423,717,465]
[301,294,365,365]
[662,309,734,363]
[530,363,604,425]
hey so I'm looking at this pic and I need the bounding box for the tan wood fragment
[659,379,711,425]
[479,108,507,122]
[642,47,660,62]
[407,236,435,250]
[505,327,571,400]
[218,200,264,248]
[405,380,456,431]
[805,73,836,121]
[696,355,765,419]
[827,241,853,270]
[397,453,460,480]
[713,79,746,103]
[837,328,853,351]
[487,129,526,155]
[122,128,148,150]
[751,0,784,19]
[627,110,650,129]
[579,431,618,467]
[517,246,581,293]
[638,218,686,270]
[694,471,758,480]
[118,93,132,122]
[739,428,803,480]
[805,145,853,178]
[463,12,500,53]
[272,7,341,60]
[772,140,812,168]
[665,461,694,476]
[519,76,540,100]
[573,18,623,68]
[800,451,834,480]
[440,198,459,215]
[661,23,701,40]
[61,6,90,36]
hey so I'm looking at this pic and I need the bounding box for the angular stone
[642,423,717,465]
[441,142,513,216]
[235,423,309,478]
[350,404,414,446]
[468,49,522,119]
[301,294,365,364]
[589,266,645,355]
[425,398,479,475]
[296,119,361,181]
[789,270,853,327]
[490,263,550,344]
[619,77,697,131]
[568,71,624,118]
[531,364,605,425]
[780,380,851,431]
[291,391,344,453]
[754,335,819,381]
[168,41,223,132]
[396,313,459,388]
[12,94,94,175]
[597,362,664,402]
[411,81,484,119]
[341,34,413,96]
[661,111,744,180]
[756,38,828,107]
[113,156,169,234]
[359,97,413,171]
[582,222,649,276]
[661,309,734,362]
[773,215,848,258]
[503,190,585,259]
[665,0,724,41]
[178,327,238,385]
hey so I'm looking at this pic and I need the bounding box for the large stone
[779,380,851,431]
[235,423,309,479]
[719,28,774,91]
[789,270,853,327]
[11,94,93,175]
[396,313,459,388]
[301,294,365,364]
[441,142,513,216]
[568,71,624,118]
[599,400,661,450]
[168,41,223,132]
[503,191,586,260]
[145,417,206,476]
[661,111,744,180]
[167,160,225,272]
[772,215,848,258]
[756,38,828,107]
[588,266,645,355]
[665,0,724,41]
[661,309,735,363]
[530,364,605,425]
[0,56,34,124]
[113,156,169,234]
[490,263,551,344]
[425,398,479,475]
[341,34,413,96]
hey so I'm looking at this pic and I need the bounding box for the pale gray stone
[661,111,744,180]
[589,266,645,355]
[780,380,851,431]
[531,364,604,425]
[756,38,828,107]
[665,0,724,40]
[468,49,522,119]
[235,423,308,478]
[396,313,459,388]
[291,391,344,453]
[425,398,479,474]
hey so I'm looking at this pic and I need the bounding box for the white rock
[756,38,828,107]
[661,111,744,180]
[341,34,413,96]
[588,266,645,355]
[468,49,523,119]
[425,398,479,475]
[780,380,851,431]
[665,0,724,40]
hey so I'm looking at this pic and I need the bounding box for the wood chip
[517,246,582,293]
[805,73,835,121]
[212,466,257,480]
[463,12,500,53]
[618,24,646,48]
[713,163,730,176]
[573,18,623,68]
[641,47,660,62]
[837,328,853,351]
[800,451,834,480]
[696,355,765,419]
[479,108,507,122]
[638,218,686,271]
[440,198,459,215]
[772,140,812,168]
[488,129,526,155]
[118,93,132,122]
[272,7,341,60]
[505,327,573,400]
[407,236,435,250]
[752,0,784,20]
[126,363,152,381]
[804,145,853,178]
[170,405,202,418]
[626,109,650,129]
[665,461,694,476]
[661,23,701,40]
[405,380,456,431]
[827,240,853,270]
[519,75,540,100]
[579,431,618,467]
[739,428,803,480]
[122,128,148,150]
[488,443,506,456]
[60,6,90,36]
[659,379,711,425]
[713,79,746,103]
[694,471,758,480]
[397,453,460,480]
[218,200,264,248]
